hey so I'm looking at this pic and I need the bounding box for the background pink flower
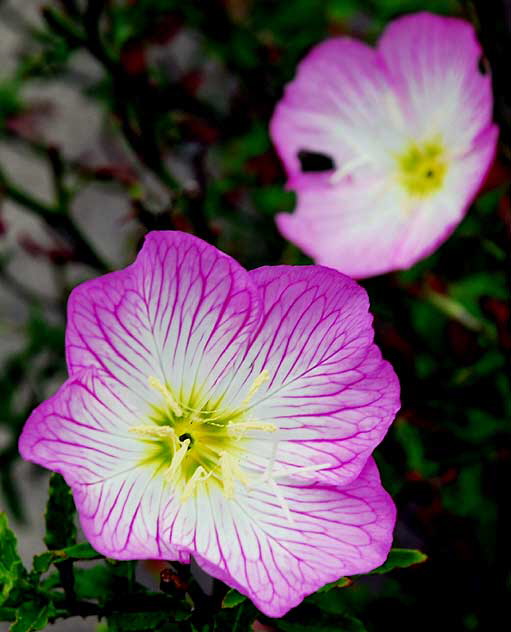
[19,231,399,616]
[271,12,498,278]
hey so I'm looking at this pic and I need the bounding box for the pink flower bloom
[19,231,399,616]
[271,12,498,278]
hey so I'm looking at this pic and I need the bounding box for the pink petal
[270,38,396,188]
[271,12,498,277]
[378,12,494,150]
[238,266,399,485]
[191,458,395,617]
[276,175,407,278]
[278,128,498,277]
[66,231,261,404]
[75,467,190,562]
[19,366,189,562]
[389,125,499,269]
[19,367,144,487]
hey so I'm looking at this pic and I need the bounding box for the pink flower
[270,12,498,278]
[19,231,399,616]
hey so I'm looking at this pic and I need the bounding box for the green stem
[423,288,495,337]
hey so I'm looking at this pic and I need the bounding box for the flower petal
[75,467,190,562]
[389,125,499,268]
[378,12,494,152]
[190,458,395,617]
[276,175,408,278]
[234,266,399,485]
[270,38,400,187]
[278,126,497,277]
[18,367,144,487]
[271,13,497,278]
[19,366,189,562]
[66,231,261,404]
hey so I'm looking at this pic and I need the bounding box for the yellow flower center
[396,138,447,197]
[129,373,277,501]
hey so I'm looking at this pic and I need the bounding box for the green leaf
[394,419,438,478]
[31,553,53,576]
[370,548,428,574]
[9,602,55,632]
[74,565,113,601]
[222,588,247,608]
[44,474,76,551]
[0,606,16,621]
[59,542,101,560]
[106,611,170,631]
[0,513,26,607]
[277,618,366,632]
[33,541,102,574]
[317,576,352,593]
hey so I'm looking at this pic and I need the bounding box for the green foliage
[33,542,101,575]
[222,589,247,608]
[0,514,26,607]
[370,549,428,574]
[317,577,353,593]
[9,601,56,632]
[106,612,173,631]
[275,618,366,632]
[0,80,23,128]
[44,473,77,551]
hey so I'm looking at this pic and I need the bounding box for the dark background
[0,1,508,630]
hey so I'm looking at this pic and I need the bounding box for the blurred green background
[0,1,508,630]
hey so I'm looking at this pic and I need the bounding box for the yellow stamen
[164,438,190,483]
[242,369,270,407]
[148,376,183,417]
[181,466,211,500]
[396,137,447,198]
[228,420,277,437]
[219,452,249,499]
[129,424,177,440]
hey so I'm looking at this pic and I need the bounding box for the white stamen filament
[269,462,331,481]
[181,466,211,500]
[219,452,249,499]
[242,369,270,407]
[164,438,190,483]
[264,437,279,479]
[267,478,294,525]
[329,154,372,184]
[148,376,183,417]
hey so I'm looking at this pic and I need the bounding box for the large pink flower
[270,12,498,278]
[19,231,399,616]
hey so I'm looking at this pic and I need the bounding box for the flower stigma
[128,373,332,522]
[129,373,279,503]
[396,137,447,197]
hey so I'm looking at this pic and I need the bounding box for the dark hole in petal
[426,169,434,178]
[298,149,335,173]
[179,433,193,448]
[478,55,489,76]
